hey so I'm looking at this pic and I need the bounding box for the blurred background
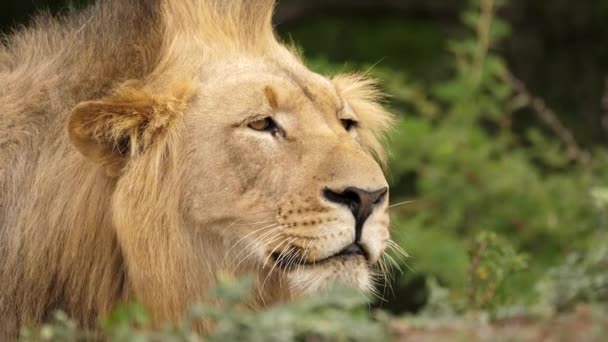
[2,0,607,319]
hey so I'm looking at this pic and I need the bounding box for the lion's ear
[68,85,191,176]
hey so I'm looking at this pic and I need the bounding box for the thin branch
[505,71,591,166]
[603,78,608,114]
[601,77,608,136]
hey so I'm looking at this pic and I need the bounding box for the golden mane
[0,0,279,333]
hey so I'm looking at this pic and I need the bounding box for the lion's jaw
[182,57,391,299]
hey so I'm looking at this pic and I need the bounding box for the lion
[0,0,395,337]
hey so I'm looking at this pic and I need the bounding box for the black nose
[323,186,388,242]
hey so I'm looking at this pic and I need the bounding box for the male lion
[0,0,394,336]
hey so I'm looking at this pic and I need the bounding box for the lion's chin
[284,255,372,295]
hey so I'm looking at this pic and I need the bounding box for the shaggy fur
[0,0,394,337]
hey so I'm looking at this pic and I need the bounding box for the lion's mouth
[272,243,368,269]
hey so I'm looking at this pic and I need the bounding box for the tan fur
[0,0,394,337]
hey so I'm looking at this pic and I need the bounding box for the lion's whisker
[260,235,290,270]
[252,233,286,273]
[229,227,283,272]
[288,240,313,287]
[223,223,279,267]
[280,239,312,288]
[256,237,291,305]
[259,238,296,298]
[388,200,417,208]
[365,273,387,303]
[386,242,411,273]
[231,222,278,244]
[387,240,409,259]
[382,252,404,275]
[377,254,396,300]
[224,222,278,257]
[232,230,282,272]
[234,219,275,226]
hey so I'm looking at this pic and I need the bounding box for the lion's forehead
[202,58,343,117]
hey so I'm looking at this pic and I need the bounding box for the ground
[390,306,608,342]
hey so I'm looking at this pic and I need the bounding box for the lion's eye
[340,118,358,131]
[248,117,278,133]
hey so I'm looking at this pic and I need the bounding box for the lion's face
[68,52,392,306]
[182,57,391,295]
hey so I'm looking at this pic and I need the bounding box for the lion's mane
[0,0,283,336]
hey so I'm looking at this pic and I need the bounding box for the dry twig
[601,77,608,135]
[505,71,591,166]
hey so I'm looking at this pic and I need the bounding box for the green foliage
[295,0,608,315]
[535,189,608,311]
[466,232,527,311]
[380,0,607,312]
[20,278,388,342]
[536,235,608,311]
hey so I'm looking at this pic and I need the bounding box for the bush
[21,278,389,342]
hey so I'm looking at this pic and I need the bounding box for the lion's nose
[323,186,388,241]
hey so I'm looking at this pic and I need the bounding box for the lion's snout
[322,186,388,243]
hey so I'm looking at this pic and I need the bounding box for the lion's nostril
[323,188,354,206]
[372,188,388,204]
[323,186,387,212]
[322,186,388,242]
